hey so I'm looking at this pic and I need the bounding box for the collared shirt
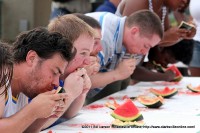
[87,12,126,71]
[86,12,126,97]
[190,0,200,42]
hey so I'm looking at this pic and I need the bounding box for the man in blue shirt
[86,10,163,103]
[95,0,121,13]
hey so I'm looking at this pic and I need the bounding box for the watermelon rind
[150,88,178,98]
[105,103,116,110]
[105,100,120,110]
[111,112,143,122]
[152,61,166,73]
[137,96,163,108]
[141,101,162,108]
[110,99,144,122]
[153,62,183,82]
[172,75,183,82]
[187,84,200,93]
[56,86,65,93]
[167,65,183,82]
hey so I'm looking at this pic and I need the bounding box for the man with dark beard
[0,27,87,133]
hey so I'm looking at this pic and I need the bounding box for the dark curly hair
[13,27,76,64]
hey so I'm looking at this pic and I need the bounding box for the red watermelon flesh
[114,99,139,117]
[152,87,176,94]
[166,65,183,81]
[187,84,200,93]
[150,87,178,98]
[111,99,143,121]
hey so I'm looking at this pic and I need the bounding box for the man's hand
[30,90,68,119]
[84,56,100,76]
[114,58,136,80]
[164,69,176,81]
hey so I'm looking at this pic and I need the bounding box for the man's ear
[26,50,37,66]
[130,26,139,35]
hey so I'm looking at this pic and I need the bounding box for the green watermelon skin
[166,65,183,82]
[111,99,144,122]
[153,62,183,82]
[111,112,143,122]
[187,85,200,93]
[142,101,163,108]
[150,87,178,98]
[137,96,164,108]
[56,86,66,93]
[161,91,178,98]
[152,61,166,73]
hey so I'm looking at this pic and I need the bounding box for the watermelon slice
[105,99,120,110]
[111,99,143,122]
[56,86,65,93]
[150,87,178,98]
[152,61,166,72]
[166,65,183,82]
[137,95,164,108]
[153,62,183,82]
[187,84,200,93]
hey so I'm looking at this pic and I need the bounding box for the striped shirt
[86,12,127,97]
[87,12,126,71]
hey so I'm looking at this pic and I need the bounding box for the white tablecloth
[41,77,200,133]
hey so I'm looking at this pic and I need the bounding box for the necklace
[148,0,167,30]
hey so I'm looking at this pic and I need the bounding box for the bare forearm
[24,118,48,133]
[158,34,178,47]
[63,93,87,119]
[158,40,177,47]
[131,66,170,81]
[90,71,121,88]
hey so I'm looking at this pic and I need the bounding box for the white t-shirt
[3,87,28,118]
[115,0,125,17]
[190,0,200,42]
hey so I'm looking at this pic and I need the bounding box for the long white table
[41,77,200,133]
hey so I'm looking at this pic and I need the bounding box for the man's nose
[52,76,60,87]
[83,57,91,65]
[97,44,103,52]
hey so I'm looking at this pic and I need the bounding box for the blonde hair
[48,14,96,43]
[126,10,163,39]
